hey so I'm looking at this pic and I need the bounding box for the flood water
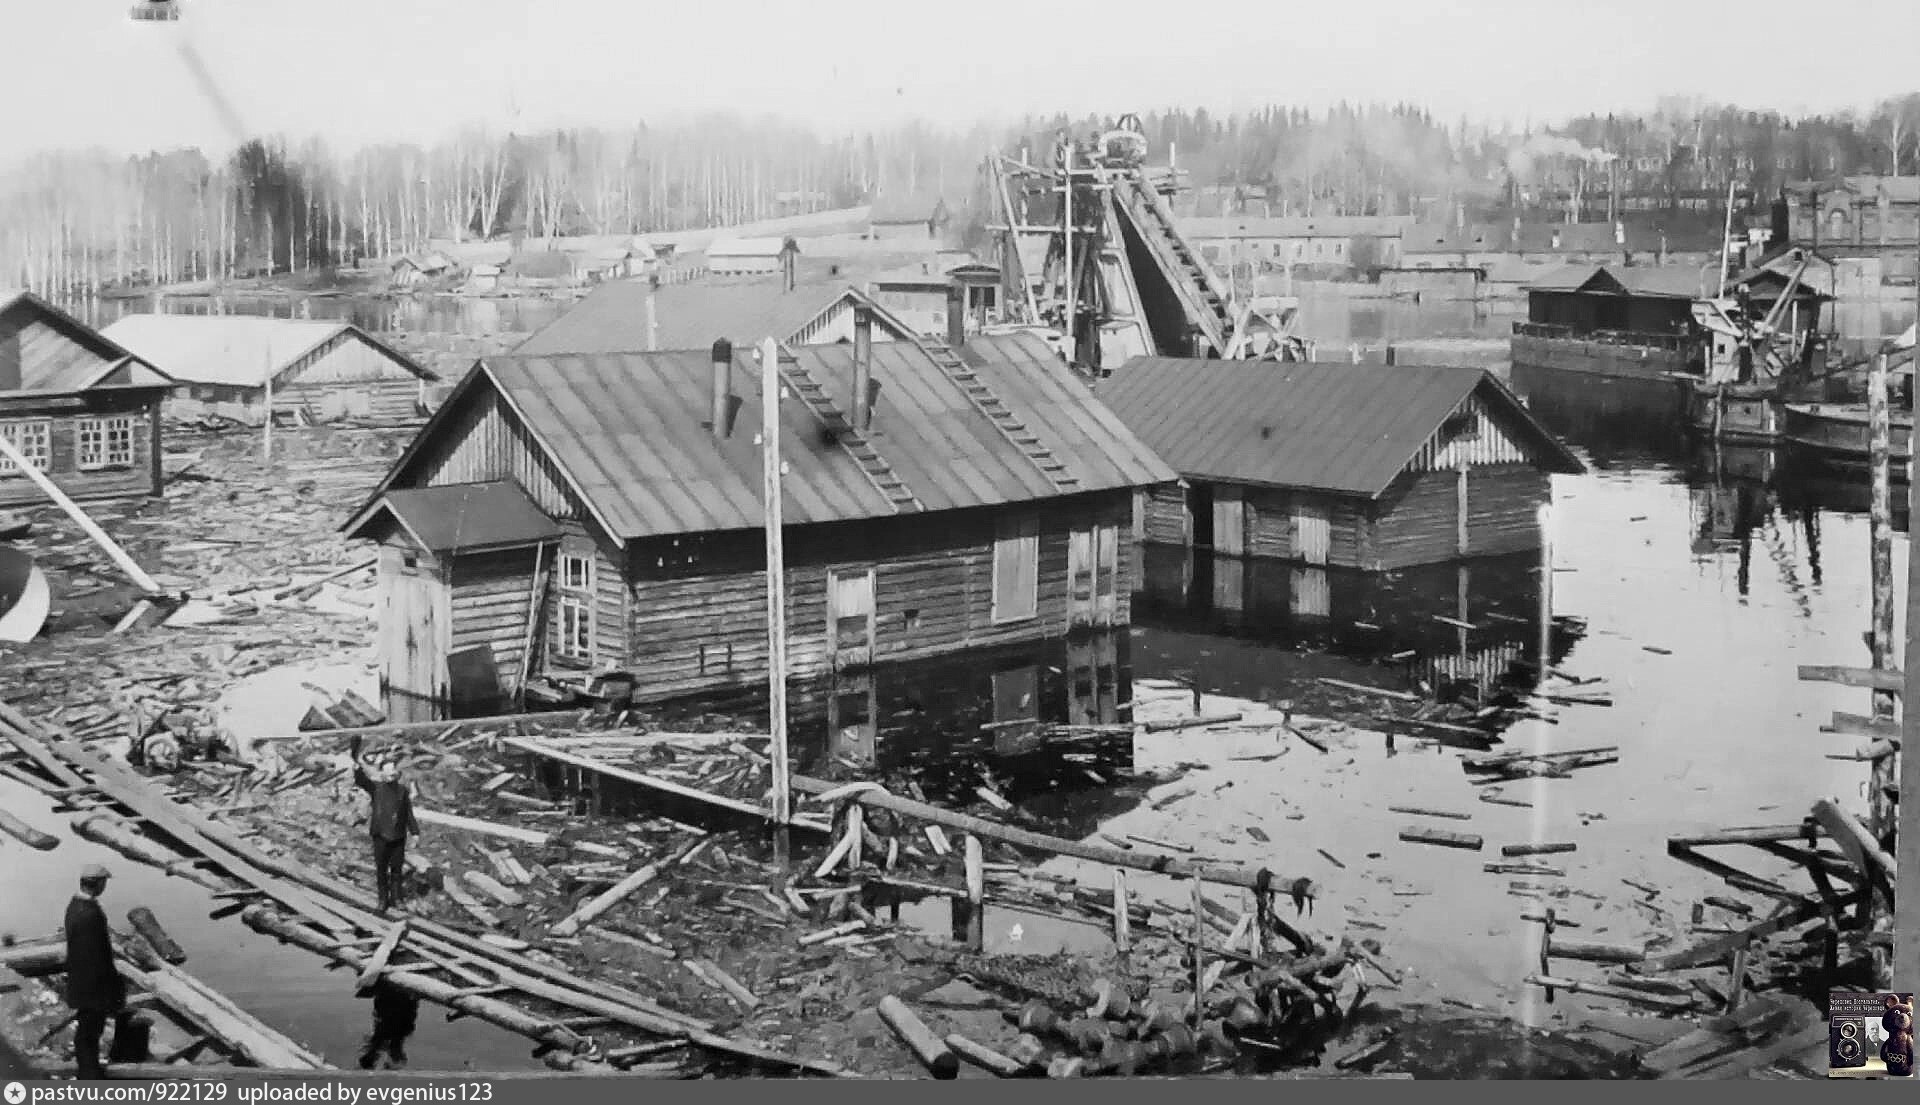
[4,287,1911,1072]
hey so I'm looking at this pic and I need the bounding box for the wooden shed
[707,237,801,277]
[343,326,1175,723]
[1099,358,1585,571]
[0,291,175,507]
[100,315,438,426]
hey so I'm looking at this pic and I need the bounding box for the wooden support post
[845,805,865,872]
[963,834,985,953]
[1900,267,1920,996]
[1726,941,1750,1013]
[1537,503,1553,676]
[759,336,792,864]
[1870,353,1897,867]
[1111,868,1130,953]
[1189,876,1205,1024]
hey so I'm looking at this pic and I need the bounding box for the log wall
[0,390,164,507]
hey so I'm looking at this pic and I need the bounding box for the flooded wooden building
[343,325,1175,722]
[1509,263,1706,381]
[0,291,175,507]
[100,315,439,425]
[1100,359,1583,570]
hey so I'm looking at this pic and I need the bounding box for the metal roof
[1096,358,1584,498]
[1,290,175,392]
[513,280,917,356]
[869,194,947,224]
[348,332,1176,543]
[1521,263,1711,300]
[1177,215,1416,240]
[371,481,564,555]
[707,237,798,258]
[100,314,434,388]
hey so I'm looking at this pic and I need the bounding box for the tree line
[3,95,1915,300]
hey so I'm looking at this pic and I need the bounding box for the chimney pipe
[710,338,733,438]
[946,283,966,348]
[646,274,660,352]
[852,308,874,431]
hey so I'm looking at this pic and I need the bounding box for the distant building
[503,250,580,289]
[0,291,175,507]
[1786,175,1920,249]
[707,237,801,277]
[1177,215,1414,272]
[101,315,439,425]
[390,251,456,290]
[867,195,951,243]
[1100,358,1583,571]
[462,263,503,294]
[1398,223,1515,271]
[514,278,918,355]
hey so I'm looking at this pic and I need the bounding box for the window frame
[0,419,53,478]
[75,415,137,471]
[553,550,595,663]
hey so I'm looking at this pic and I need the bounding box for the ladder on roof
[775,355,925,513]
[915,337,1082,495]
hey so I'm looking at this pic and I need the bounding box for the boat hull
[1510,333,1692,382]
[1782,403,1913,471]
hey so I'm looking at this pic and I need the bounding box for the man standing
[349,734,419,912]
[64,864,127,1080]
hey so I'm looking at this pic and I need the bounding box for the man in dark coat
[350,734,419,912]
[64,864,128,1080]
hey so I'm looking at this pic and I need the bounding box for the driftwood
[944,1032,1026,1076]
[354,920,408,995]
[1501,842,1576,857]
[1386,805,1471,821]
[127,908,187,965]
[415,808,552,847]
[0,807,59,850]
[1545,937,1645,964]
[128,958,327,1069]
[876,996,958,1079]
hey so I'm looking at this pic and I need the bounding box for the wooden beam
[1811,799,1895,909]
[1901,429,1920,992]
[353,919,409,995]
[503,737,790,823]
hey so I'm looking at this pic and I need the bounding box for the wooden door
[827,569,876,670]
[1213,554,1245,613]
[1213,489,1246,556]
[1456,463,1470,556]
[827,674,877,766]
[380,547,451,723]
[1291,500,1330,565]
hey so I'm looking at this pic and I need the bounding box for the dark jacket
[63,895,124,1013]
[351,742,418,843]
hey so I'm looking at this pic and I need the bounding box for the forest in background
[2,94,1917,299]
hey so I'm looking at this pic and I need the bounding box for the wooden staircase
[775,357,924,513]
[1112,178,1235,355]
[916,338,1081,495]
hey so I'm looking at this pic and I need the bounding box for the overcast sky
[5,0,1917,158]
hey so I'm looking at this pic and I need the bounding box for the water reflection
[1131,545,1583,719]
[357,983,420,1071]
[1508,362,1689,468]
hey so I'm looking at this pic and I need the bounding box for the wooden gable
[1406,392,1543,473]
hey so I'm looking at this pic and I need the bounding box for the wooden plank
[1524,975,1693,1013]
[1797,664,1902,692]
[1641,898,1827,972]
[1398,827,1481,851]
[354,920,409,995]
[504,737,776,821]
[415,808,552,847]
[462,871,524,909]
[1825,712,1901,739]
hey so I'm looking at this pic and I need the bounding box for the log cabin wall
[1138,486,1188,546]
[0,390,164,508]
[446,545,543,691]
[619,492,1135,703]
[1366,467,1549,571]
[167,330,430,425]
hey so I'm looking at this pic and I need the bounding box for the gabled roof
[1097,359,1583,498]
[1401,222,1515,254]
[504,251,576,279]
[513,280,917,356]
[0,290,175,393]
[100,314,436,388]
[708,237,799,259]
[345,332,1176,544]
[361,481,564,555]
[1515,223,1624,254]
[1177,215,1416,240]
[869,194,948,225]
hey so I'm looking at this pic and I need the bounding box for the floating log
[786,775,1309,894]
[1501,842,1576,857]
[71,814,229,895]
[1485,863,1564,877]
[462,871,525,908]
[126,908,186,965]
[0,808,58,851]
[1144,713,1243,733]
[1315,678,1419,702]
[876,996,958,1079]
[1666,824,1809,848]
[690,959,759,1011]
[0,936,65,975]
[1463,745,1619,770]
[1811,799,1895,883]
[944,1032,1026,1076]
[1126,834,1196,854]
[1398,827,1482,851]
[130,959,327,1069]
[502,737,779,822]
[1797,665,1902,692]
[1545,938,1645,965]
[551,848,683,938]
[1387,805,1472,822]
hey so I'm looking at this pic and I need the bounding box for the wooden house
[101,315,440,425]
[867,195,951,243]
[0,290,175,507]
[707,237,801,277]
[1100,358,1584,571]
[503,250,580,289]
[342,326,1177,722]
[389,251,455,290]
[514,280,920,355]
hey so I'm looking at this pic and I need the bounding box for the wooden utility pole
[1060,140,1076,367]
[759,337,792,864]
[1537,503,1553,677]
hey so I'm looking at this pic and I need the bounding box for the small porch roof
[349,480,563,555]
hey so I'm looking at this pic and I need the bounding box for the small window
[0,420,52,477]
[559,553,593,591]
[75,416,136,470]
[557,597,592,661]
